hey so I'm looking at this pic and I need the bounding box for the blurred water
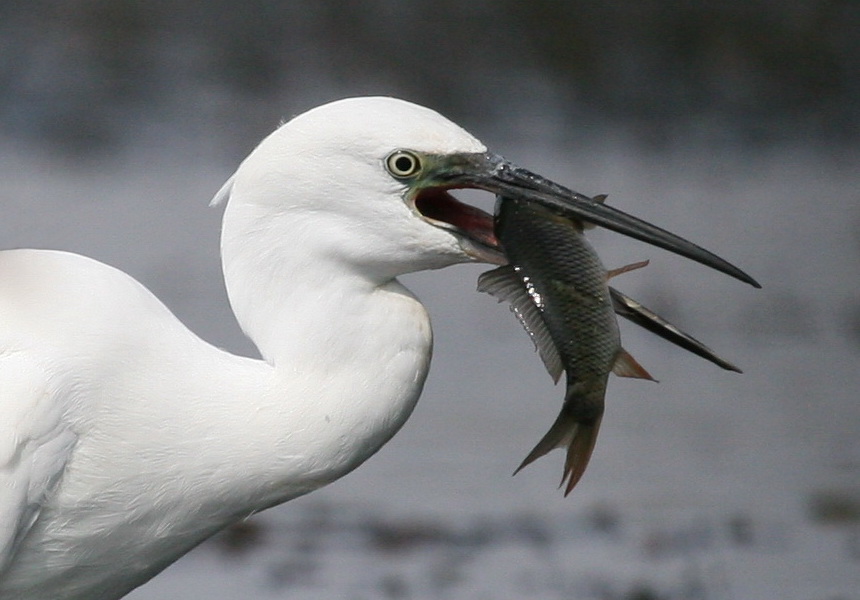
[2,126,857,598]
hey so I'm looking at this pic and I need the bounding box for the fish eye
[385,150,422,178]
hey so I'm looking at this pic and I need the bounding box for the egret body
[0,97,758,600]
[0,98,497,600]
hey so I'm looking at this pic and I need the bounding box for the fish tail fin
[560,416,601,495]
[512,410,572,476]
[514,388,604,495]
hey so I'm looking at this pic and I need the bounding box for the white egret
[0,97,758,600]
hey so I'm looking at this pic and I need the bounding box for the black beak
[436,153,760,288]
[609,286,743,372]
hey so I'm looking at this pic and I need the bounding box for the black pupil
[395,155,414,173]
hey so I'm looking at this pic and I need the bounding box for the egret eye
[385,151,422,178]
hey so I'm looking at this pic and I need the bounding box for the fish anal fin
[612,348,656,381]
[607,259,650,280]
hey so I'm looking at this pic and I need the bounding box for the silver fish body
[479,197,650,494]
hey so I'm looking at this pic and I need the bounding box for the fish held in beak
[478,191,749,494]
[478,197,654,495]
[408,148,759,494]
[434,153,761,288]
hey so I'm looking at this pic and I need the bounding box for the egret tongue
[415,189,499,249]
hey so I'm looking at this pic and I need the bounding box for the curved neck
[214,196,435,499]
[220,200,416,365]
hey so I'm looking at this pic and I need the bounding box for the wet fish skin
[478,197,650,495]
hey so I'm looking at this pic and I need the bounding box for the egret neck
[217,187,434,498]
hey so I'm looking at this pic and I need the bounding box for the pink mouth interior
[414,189,499,249]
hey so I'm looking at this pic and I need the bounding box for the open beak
[413,187,506,264]
[415,152,761,288]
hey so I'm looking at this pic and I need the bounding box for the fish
[478,196,654,495]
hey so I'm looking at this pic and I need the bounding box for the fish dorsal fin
[607,259,650,279]
[612,348,656,380]
[581,194,608,230]
[478,266,564,383]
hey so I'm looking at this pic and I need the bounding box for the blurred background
[1,1,858,599]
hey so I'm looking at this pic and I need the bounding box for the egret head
[217,97,503,282]
[217,96,759,288]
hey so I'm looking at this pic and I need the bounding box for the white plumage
[0,97,492,600]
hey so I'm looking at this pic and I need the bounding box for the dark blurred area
[1,0,857,155]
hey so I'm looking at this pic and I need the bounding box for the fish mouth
[421,152,760,288]
[413,188,507,265]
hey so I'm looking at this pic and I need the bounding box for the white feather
[0,97,489,600]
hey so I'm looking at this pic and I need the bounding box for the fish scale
[508,209,621,384]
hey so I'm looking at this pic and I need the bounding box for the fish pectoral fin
[582,194,608,230]
[612,348,657,381]
[478,265,564,383]
[607,259,650,279]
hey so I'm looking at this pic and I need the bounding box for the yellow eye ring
[385,150,422,178]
